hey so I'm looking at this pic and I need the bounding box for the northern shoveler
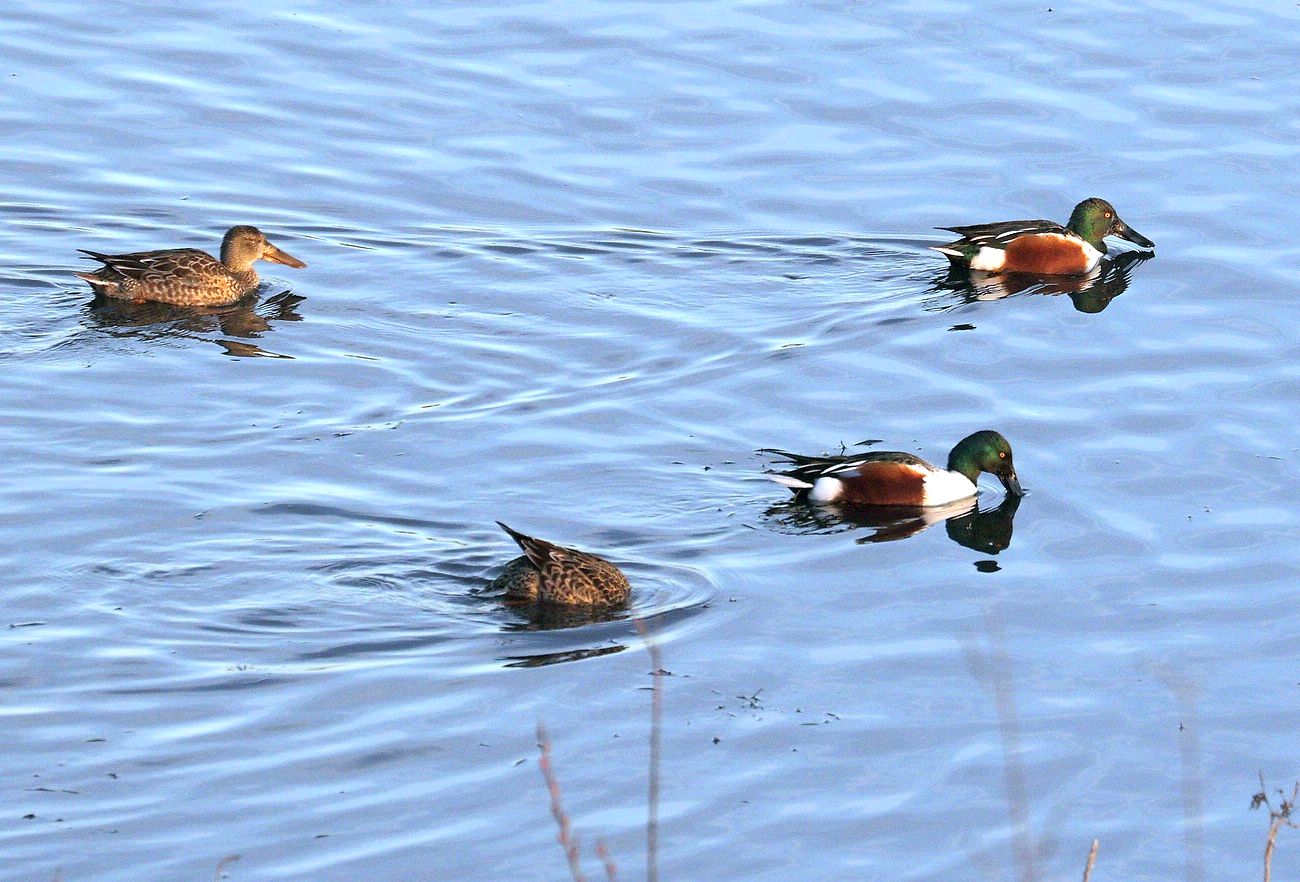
[933,198,1153,276]
[76,225,307,306]
[489,521,631,607]
[930,248,1152,314]
[764,430,1024,507]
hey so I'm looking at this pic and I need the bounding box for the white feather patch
[968,246,1007,271]
[808,476,844,504]
[920,470,978,506]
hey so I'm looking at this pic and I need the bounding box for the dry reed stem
[634,617,663,882]
[1081,839,1098,882]
[1253,774,1298,882]
[964,611,1037,882]
[595,838,618,882]
[1154,664,1206,882]
[213,854,240,882]
[537,721,590,882]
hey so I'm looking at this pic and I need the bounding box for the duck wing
[936,219,1068,249]
[539,548,626,601]
[762,448,937,484]
[78,248,223,282]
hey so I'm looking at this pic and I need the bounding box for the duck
[933,198,1153,276]
[75,225,307,307]
[930,248,1151,314]
[764,430,1023,507]
[488,521,631,607]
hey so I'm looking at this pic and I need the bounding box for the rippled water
[2,1,1298,880]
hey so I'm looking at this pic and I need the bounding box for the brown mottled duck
[489,521,631,607]
[76,225,306,306]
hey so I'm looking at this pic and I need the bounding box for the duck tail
[930,244,970,266]
[495,521,555,568]
[495,520,532,547]
[760,448,843,469]
[74,271,117,294]
[765,473,813,491]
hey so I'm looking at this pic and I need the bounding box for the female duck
[934,198,1153,276]
[489,522,631,607]
[765,430,1023,507]
[76,225,306,307]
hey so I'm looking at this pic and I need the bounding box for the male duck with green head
[765,430,1023,507]
[934,198,1154,275]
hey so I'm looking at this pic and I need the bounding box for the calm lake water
[2,1,1298,880]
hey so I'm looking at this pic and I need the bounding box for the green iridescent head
[947,430,1023,496]
[1065,198,1155,253]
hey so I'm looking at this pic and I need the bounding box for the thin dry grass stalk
[537,721,590,882]
[1081,839,1099,882]
[1252,774,1298,882]
[634,617,663,882]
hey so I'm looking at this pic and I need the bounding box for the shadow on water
[925,250,1153,315]
[763,492,1022,552]
[81,287,305,357]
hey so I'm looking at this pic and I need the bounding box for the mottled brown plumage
[75,225,306,306]
[488,522,631,607]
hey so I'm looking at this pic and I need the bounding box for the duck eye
[1104,212,1112,218]
[998,451,1007,459]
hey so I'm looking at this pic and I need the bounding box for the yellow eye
[998,451,1007,459]
[1105,212,1112,218]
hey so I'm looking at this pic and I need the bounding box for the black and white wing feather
[936,219,1070,250]
[761,448,936,486]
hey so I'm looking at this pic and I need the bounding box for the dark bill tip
[1114,220,1154,250]
[1000,469,1024,497]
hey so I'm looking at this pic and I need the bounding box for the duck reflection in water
[765,491,1021,551]
[502,601,630,632]
[83,289,305,357]
[501,643,628,668]
[492,586,632,664]
[928,249,1152,314]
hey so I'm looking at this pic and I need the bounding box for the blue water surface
[1,1,1298,880]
